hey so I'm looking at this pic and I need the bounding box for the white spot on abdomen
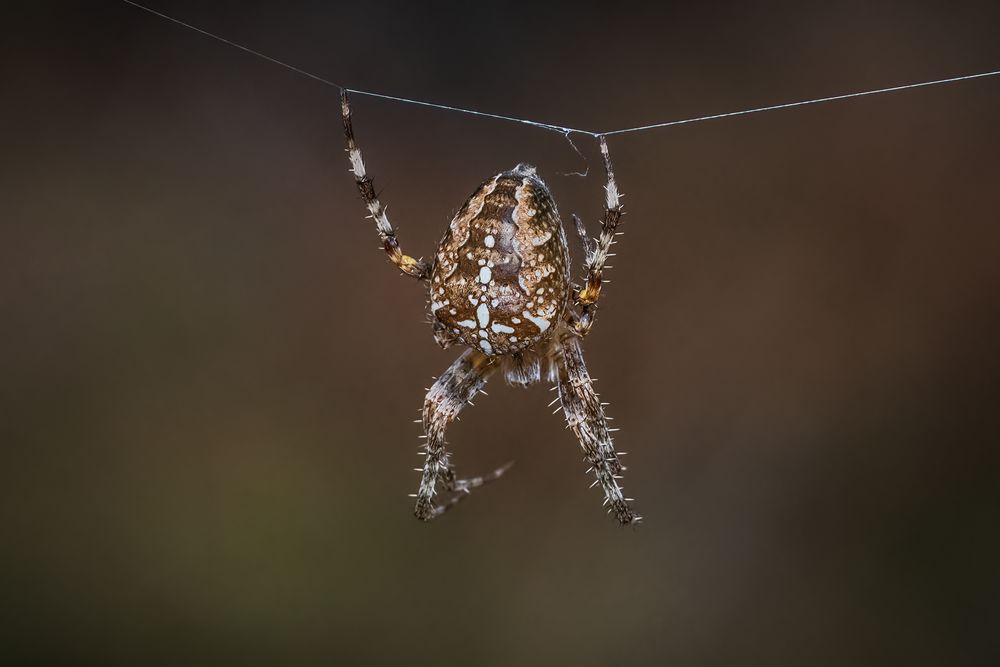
[479,266,492,284]
[532,231,552,246]
[522,311,551,333]
[484,234,495,248]
[457,319,476,329]
[480,339,493,355]
[491,322,515,334]
[476,303,490,327]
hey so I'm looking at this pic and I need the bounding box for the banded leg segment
[341,91,431,280]
[573,136,625,337]
[416,349,511,520]
[556,333,639,525]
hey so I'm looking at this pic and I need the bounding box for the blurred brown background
[3,1,999,664]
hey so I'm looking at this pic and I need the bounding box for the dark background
[3,1,999,664]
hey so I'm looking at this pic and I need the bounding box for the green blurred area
[2,1,999,664]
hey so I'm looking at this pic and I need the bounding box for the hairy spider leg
[572,136,624,337]
[416,349,513,520]
[556,332,639,525]
[341,90,431,280]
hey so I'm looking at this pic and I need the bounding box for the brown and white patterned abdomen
[430,165,570,356]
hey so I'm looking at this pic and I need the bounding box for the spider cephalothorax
[341,91,639,525]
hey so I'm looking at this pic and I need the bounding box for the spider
[341,91,639,525]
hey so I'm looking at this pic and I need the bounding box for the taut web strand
[122,1,1000,143]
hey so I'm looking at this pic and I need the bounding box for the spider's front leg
[572,136,625,337]
[556,332,639,525]
[415,349,512,520]
[340,90,431,280]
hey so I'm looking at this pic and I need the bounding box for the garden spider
[341,91,639,525]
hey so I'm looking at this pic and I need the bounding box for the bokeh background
[3,1,999,664]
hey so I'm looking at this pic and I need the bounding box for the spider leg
[340,90,431,280]
[555,333,640,525]
[415,349,512,520]
[572,136,625,337]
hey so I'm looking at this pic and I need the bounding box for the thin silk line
[122,0,587,137]
[344,88,587,136]
[601,69,1000,135]
[122,0,1000,141]
[121,0,342,89]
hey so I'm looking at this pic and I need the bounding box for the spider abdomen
[430,164,570,356]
